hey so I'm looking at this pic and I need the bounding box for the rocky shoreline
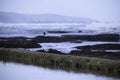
[0,33,119,43]
[32,33,119,43]
[0,33,119,60]
[0,33,120,77]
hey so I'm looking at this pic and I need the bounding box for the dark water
[0,61,119,80]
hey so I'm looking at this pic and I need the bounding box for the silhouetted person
[43,32,46,36]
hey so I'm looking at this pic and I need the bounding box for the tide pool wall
[0,48,120,77]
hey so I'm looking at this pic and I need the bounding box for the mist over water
[0,0,120,22]
[0,22,120,37]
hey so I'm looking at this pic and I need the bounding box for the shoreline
[0,48,120,77]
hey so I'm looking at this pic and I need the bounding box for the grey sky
[0,0,120,22]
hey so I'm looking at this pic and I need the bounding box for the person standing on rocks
[43,32,46,36]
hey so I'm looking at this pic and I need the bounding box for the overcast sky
[0,0,120,22]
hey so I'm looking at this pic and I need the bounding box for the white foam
[26,41,120,53]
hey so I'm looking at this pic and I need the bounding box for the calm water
[0,61,119,80]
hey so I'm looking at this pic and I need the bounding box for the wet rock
[47,31,71,33]
[75,44,120,50]
[72,43,120,60]
[62,34,119,41]
[70,49,120,60]
[0,39,41,48]
[36,49,46,52]
[0,33,119,43]
[47,49,64,54]
[70,49,92,56]
[32,36,75,43]
[32,34,119,43]
[32,36,61,43]
[70,40,82,43]
[0,37,29,41]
